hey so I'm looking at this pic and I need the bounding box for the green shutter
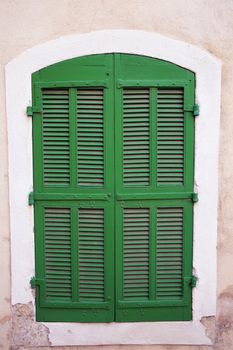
[33,55,115,322]
[32,53,195,322]
[115,54,194,322]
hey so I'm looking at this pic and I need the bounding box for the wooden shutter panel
[115,54,194,322]
[32,55,115,322]
[32,53,195,323]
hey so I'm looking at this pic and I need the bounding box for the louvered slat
[45,208,72,300]
[123,208,150,299]
[157,89,184,186]
[77,89,104,187]
[123,89,150,186]
[156,207,183,299]
[78,208,105,301]
[42,89,70,186]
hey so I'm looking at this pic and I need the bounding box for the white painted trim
[6,30,221,346]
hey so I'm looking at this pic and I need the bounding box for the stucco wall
[1,1,233,349]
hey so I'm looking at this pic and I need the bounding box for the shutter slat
[157,89,184,186]
[123,89,150,187]
[77,89,104,187]
[42,89,70,186]
[123,208,150,300]
[45,208,72,300]
[156,207,183,299]
[78,208,105,301]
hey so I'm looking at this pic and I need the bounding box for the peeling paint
[200,316,216,344]
[12,302,51,347]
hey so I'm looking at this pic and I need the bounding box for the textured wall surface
[0,0,233,349]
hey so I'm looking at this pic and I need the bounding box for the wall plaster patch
[6,30,221,346]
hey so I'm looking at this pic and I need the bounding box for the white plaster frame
[6,30,221,346]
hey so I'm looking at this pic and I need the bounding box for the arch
[6,30,221,345]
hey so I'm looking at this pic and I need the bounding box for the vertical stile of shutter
[77,89,104,187]
[156,207,184,299]
[157,89,184,186]
[123,89,150,186]
[44,207,72,300]
[123,208,150,299]
[78,208,105,301]
[42,89,70,186]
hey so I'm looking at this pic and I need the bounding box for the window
[31,53,195,322]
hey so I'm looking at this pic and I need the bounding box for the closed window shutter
[33,55,115,322]
[32,53,195,322]
[115,54,194,322]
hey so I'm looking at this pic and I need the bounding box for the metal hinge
[185,103,199,117]
[192,192,199,203]
[190,275,198,288]
[26,106,42,117]
[30,276,36,288]
[30,277,44,288]
[193,103,199,117]
[28,192,34,206]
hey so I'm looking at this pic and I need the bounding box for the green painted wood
[114,54,194,322]
[32,53,195,323]
[33,54,115,322]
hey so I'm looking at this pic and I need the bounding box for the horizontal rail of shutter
[157,88,184,187]
[42,89,70,186]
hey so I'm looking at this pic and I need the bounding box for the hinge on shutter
[28,192,34,206]
[26,106,42,117]
[30,276,36,288]
[192,192,199,203]
[190,275,198,288]
[30,276,44,288]
[193,104,199,117]
[184,103,199,117]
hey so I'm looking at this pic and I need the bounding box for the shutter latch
[28,192,34,206]
[26,106,42,117]
[190,275,198,288]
